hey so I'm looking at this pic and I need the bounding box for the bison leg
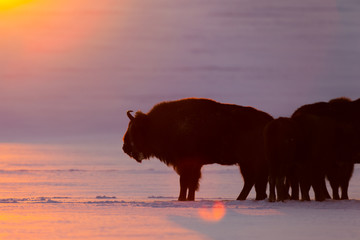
[340,163,354,200]
[327,169,340,200]
[255,177,268,200]
[340,183,349,200]
[340,169,350,200]
[312,176,327,202]
[177,163,202,201]
[289,177,300,200]
[187,190,195,201]
[187,167,202,201]
[300,181,311,201]
[329,180,340,200]
[179,175,189,201]
[284,178,291,199]
[254,165,268,201]
[320,178,331,199]
[290,183,300,200]
[333,189,341,200]
[298,166,311,201]
[268,176,276,202]
[340,179,351,200]
[288,167,299,200]
[237,165,255,200]
[276,177,287,201]
[237,181,254,200]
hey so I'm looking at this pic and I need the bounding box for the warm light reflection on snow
[198,201,226,222]
[235,208,284,216]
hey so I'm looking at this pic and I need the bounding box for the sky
[0,0,360,144]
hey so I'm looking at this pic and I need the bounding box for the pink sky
[1,0,359,143]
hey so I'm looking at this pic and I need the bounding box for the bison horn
[127,110,135,120]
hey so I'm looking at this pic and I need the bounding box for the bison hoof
[255,193,267,201]
[315,195,326,202]
[290,195,299,201]
[178,196,187,201]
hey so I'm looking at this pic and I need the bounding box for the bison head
[123,110,150,163]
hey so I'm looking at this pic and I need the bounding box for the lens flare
[198,201,226,222]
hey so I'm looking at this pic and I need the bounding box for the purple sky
[1,0,359,143]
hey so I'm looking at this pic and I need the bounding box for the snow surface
[0,196,360,240]
[0,144,360,240]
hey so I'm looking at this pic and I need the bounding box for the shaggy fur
[123,98,273,201]
[291,97,359,201]
[265,117,300,202]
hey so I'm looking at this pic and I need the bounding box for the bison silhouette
[123,98,273,201]
[264,117,300,202]
[292,97,360,200]
[266,97,360,201]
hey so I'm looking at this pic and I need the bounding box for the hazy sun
[198,201,226,222]
[0,0,33,10]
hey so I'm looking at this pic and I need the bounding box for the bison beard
[123,98,273,201]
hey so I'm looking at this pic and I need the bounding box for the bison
[123,98,273,201]
[290,97,359,201]
[264,117,300,202]
[266,97,360,201]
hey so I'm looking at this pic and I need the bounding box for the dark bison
[264,117,300,202]
[123,98,273,201]
[291,97,359,201]
[266,97,360,201]
[292,98,358,200]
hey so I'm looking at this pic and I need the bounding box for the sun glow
[0,0,33,11]
[198,201,226,222]
[0,0,114,74]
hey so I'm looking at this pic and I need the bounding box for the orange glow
[0,143,50,167]
[0,0,33,11]
[0,143,84,174]
[0,0,114,73]
[198,201,226,222]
